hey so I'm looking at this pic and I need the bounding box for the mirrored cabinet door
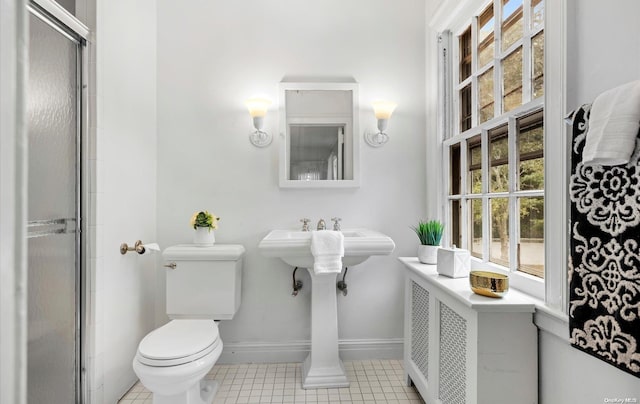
[279,82,360,188]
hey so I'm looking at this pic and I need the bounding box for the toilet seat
[137,319,220,367]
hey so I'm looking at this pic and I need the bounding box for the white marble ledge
[399,257,537,313]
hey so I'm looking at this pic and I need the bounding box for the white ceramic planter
[193,227,215,246]
[418,245,439,264]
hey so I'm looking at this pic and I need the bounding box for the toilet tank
[162,244,245,320]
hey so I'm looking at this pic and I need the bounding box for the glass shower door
[26,9,82,404]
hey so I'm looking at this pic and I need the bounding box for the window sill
[400,257,536,313]
[399,256,569,341]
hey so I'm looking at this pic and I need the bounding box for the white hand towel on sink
[583,80,640,166]
[311,230,344,274]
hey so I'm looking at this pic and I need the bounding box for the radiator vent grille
[410,281,430,380]
[439,303,467,404]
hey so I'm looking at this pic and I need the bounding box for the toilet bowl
[133,244,245,404]
[133,319,223,404]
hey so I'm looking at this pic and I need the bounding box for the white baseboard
[219,338,403,364]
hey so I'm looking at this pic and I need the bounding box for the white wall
[156,0,426,359]
[567,0,640,108]
[539,330,640,402]
[96,0,157,402]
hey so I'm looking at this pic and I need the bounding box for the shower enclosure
[26,3,87,403]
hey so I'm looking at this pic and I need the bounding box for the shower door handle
[27,218,77,238]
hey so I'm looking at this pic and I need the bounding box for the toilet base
[153,380,218,404]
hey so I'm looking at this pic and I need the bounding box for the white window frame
[430,0,567,307]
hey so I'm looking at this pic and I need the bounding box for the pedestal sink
[259,228,395,388]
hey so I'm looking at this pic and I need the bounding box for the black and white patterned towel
[569,104,640,378]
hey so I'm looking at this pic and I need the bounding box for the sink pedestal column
[302,269,349,389]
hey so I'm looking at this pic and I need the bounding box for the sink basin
[259,228,396,268]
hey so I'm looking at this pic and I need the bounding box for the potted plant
[190,210,220,246]
[411,220,444,264]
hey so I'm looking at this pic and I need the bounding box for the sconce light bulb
[245,97,272,118]
[372,101,397,120]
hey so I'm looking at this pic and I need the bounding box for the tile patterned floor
[119,360,424,404]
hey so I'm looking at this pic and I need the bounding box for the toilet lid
[137,319,220,366]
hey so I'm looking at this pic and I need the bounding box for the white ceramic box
[436,247,470,278]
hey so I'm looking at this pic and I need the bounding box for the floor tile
[118,360,423,404]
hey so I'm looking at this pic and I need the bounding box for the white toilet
[133,244,245,404]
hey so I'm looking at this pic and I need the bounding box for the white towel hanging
[583,80,640,166]
[310,230,344,274]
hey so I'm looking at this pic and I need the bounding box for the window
[446,0,545,286]
[454,0,544,133]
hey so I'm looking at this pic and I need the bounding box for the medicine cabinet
[279,82,360,188]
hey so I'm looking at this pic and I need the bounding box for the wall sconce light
[365,101,397,147]
[245,97,272,147]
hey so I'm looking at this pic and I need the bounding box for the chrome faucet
[317,219,326,230]
[331,217,342,231]
[300,218,311,231]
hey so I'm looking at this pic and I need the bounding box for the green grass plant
[411,220,444,246]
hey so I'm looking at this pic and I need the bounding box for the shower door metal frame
[26,2,89,403]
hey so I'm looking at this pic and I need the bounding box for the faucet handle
[331,217,342,231]
[300,218,311,231]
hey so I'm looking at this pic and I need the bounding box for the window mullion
[481,129,489,195]
[476,62,494,77]
[493,60,502,124]
[494,0,503,116]
[471,76,479,129]
[508,117,518,195]
[460,140,469,250]
[471,16,479,128]
[522,0,533,103]
[513,189,544,197]
[531,25,543,37]
[508,117,518,272]
[456,77,472,91]
[501,39,525,59]
[481,128,490,262]
[443,144,451,247]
